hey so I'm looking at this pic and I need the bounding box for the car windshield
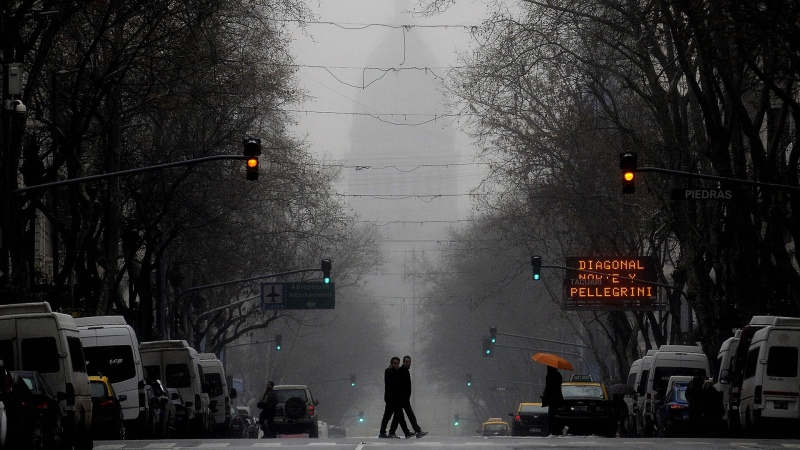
[562,384,605,399]
[275,389,307,403]
[90,381,107,398]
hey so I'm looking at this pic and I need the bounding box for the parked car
[0,362,13,449]
[168,387,191,437]
[145,379,175,438]
[235,406,259,438]
[89,375,127,440]
[478,417,509,436]
[554,377,616,437]
[655,380,691,437]
[227,405,248,438]
[272,385,319,437]
[10,371,63,449]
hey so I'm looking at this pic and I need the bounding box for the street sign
[670,188,734,200]
[563,256,659,311]
[284,282,335,310]
[260,283,285,311]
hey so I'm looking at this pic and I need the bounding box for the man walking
[379,357,409,438]
[541,366,564,436]
[257,381,279,438]
[391,355,427,438]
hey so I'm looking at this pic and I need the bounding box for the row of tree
[416,0,800,419]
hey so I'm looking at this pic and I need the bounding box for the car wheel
[308,424,319,438]
[283,397,306,420]
[118,417,126,440]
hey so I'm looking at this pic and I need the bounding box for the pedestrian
[379,357,408,438]
[257,381,279,438]
[390,355,427,438]
[611,392,629,437]
[685,375,704,437]
[699,379,723,436]
[541,365,564,436]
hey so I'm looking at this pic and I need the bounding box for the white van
[0,302,93,449]
[198,353,236,436]
[738,319,800,435]
[76,315,147,438]
[140,340,211,437]
[624,358,642,434]
[633,349,657,436]
[714,330,740,425]
[643,345,709,435]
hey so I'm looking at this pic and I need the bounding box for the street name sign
[563,256,659,311]
[670,188,734,200]
[260,282,335,311]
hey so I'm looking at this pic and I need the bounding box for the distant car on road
[235,406,259,438]
[272,385,319,438]
[89,375,127,440]
[509,402,548,436]
[478,417,510,436]
[655,380,691,437]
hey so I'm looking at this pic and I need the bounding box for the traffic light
[358,410,364,423]
[321,258,332,284]
[489,326,497,343]
[350,373,356,387]
[454,414,460,426]
[482,337,493,357]
[620,152,637,194]
[275,334,282,350]
[466,373,472,387]
[243,137,262,181]
[245,156,259,180]
[531,255,542,281]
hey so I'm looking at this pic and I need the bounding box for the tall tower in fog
[345,8,461,247]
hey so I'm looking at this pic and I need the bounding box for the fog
[287,0,493,435]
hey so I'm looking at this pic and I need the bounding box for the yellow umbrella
[531,352,574,371]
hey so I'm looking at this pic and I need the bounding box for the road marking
[198,444,230,448]
[143,444,176,449]
[253,444,283,448]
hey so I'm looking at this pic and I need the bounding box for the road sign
[284,282,335,310]
[563,256,659,311]
[260,283,285,311]
[670,188,734,200]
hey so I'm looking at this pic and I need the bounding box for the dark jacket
[258,387,279,418]
[541,367,564,408]
[397,365,412,400]
[384,366,402,403]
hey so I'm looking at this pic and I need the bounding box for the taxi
[478,417,510,436]
[554,374,616,437]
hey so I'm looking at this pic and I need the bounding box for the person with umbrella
[541,365,564,435]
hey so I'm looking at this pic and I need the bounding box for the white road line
[198,443,230,448]
[143,444,177,449]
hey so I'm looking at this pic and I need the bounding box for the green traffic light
[324,276,331,284]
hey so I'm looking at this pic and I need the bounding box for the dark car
[145,380,175,438]
[235,406,259,438]
[168,387,191,437]
[272,385,319,438]
[89,375,127,440]
[554,380,616,437]
[228,405,249,438]
[655,382,691,437]
[509,402,548,436]
[9,371,63,450]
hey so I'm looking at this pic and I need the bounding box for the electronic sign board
[563,256,660,310]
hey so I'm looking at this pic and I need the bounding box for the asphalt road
[92,436,800,449]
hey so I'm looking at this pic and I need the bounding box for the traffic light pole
[493,343,591,371]
[637,166,800,192]
[9,154,249,195]
[496,332,589,349]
